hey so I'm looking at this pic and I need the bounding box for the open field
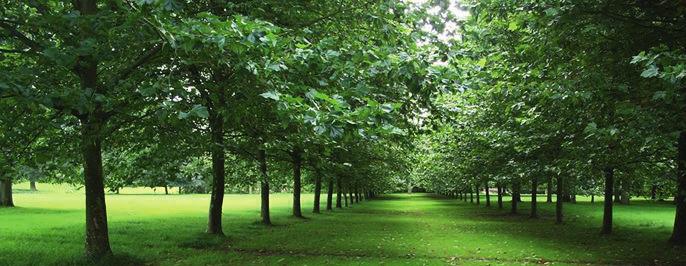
[1,183,684,265]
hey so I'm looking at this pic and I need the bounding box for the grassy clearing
[1,183,684,265]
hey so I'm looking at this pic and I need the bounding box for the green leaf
[260,91,280,101]
[641,65,659,78]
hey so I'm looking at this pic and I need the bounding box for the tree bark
[313,169,322,214]
[355,189,360,203]
[475,184,480,205]
[0,178,14,207]
[556,174,563,224]
[207,105,226,235]
[336,178,342,208]
[81,117,112,259]
[511,180,519,214]
[469,191,474,203]
[291,148,303,218]
[546,176,553,203]
[326,176,334,211]
[530,177,538,218]
[670,131,686,245]
[601,167,614,234]
[497,184,503,209]
[485,182,491,207]
[349,191,354,205]
[164,185,168,195]
[258,149,271,225]
[30,181,37,191]
[343,188,348,207]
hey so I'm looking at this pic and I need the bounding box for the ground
[1,183,684,265]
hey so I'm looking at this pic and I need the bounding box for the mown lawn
[1,183,684,265]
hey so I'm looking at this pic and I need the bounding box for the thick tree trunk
[556,174,563,224]
[601,167,614,234]
[0,179,14,207]
[313,169,322,214]
[530,177,538,218]
[326,177,334,211]
[336,179,342,208]
[546,176,553,203]
[670,131,686,245]
[497,184,503,209]
[651,185,658,200]
[511,181,519,214]
[485,182,491,207]
[81,118,112,259]
[258,149,271,225]
[291,148,303,218]
[30,181,37,191]
[207,109,226,235]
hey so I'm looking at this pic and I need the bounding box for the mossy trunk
[602,167,614,234]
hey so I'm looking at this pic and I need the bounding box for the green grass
[1,183,684,265]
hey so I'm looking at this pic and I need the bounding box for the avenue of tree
[1,0,685,262]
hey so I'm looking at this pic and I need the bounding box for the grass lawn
[1,183,684,265]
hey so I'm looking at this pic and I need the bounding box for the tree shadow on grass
[429,195,686,265]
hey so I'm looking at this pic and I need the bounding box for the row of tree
[0,0,458,261]
[415,0,686,245]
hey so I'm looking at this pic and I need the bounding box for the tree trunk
[591,194,595,203]
[291,148,303,218]
[511,180,519,214]
[313,169,322,214]
[475,184,480,205]
[336,178,342,208]
[0,179,14,207]
[343,189,348,207]
[207,107,226,235]
[530,177,538,218]
[554,174,563,224]
[164,185,168,195]
[546,176,553,203]
[258,149,271,225]
[463,192,468,202]
[355,189,360,203]
[326,177,334,211]
[30,181,37,191]
[651,185,658,201]
[614,178,621,203]
[349,191,354,205]
[485,182,491,207]
[601,167,614,234]
[670,131,686,245]
[497,184,503,209]
[81,117,112,259]
[469,191,474,203]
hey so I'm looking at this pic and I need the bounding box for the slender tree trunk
[30,181,37,191]
[469,191,474,203]
[556,174,563,224]
[326,177,334,211]
[207,107,226,235]
[463,192,468,202]
[81,117,112,259]
[313,169,322,214]
[602,167,615,234]
[651,185,658,201]
[475,184,480,205]
[164,185,168,195]
[670,131,686,245]
[258,149,271,225]
[291,148,303,218]
[546,176,553,203]
[485,182,491,207]
[511,180,519,214]
[530,177,538,218]
[336,179,342,208]
[355,189,360,203]
[591,194,595,203]
[0,178,14,207]
[349,191,354,205]
[497,184,503,209]
[614,178,621,203]
[343,189,348,207]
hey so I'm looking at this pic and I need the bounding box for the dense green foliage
[2,0,686,264]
